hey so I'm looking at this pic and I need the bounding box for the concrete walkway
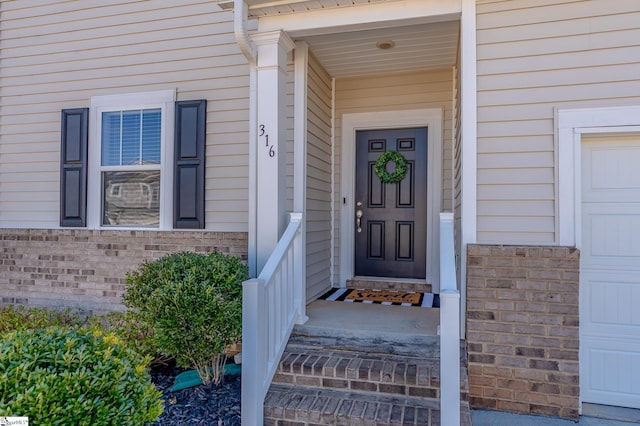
[472,409,639,425]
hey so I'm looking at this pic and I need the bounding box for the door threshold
[347,277,432,293]
[352,276,428,284]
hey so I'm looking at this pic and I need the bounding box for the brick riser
[265,385,441,426]
[274,346,445,400]
[264,340,471,425]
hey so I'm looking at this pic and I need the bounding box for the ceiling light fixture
[376,40,395,50]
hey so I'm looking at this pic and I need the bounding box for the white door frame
[557,104,640,411]
[557,105,640,247]
[339,108,443,290]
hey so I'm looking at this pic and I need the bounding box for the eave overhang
[214,0,398,18]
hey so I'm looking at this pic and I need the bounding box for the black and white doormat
[319,288,439,308]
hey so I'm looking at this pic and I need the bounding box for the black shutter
[174,99,206,229]
[60,108,88,227]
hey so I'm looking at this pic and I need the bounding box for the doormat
[319,288,439,308]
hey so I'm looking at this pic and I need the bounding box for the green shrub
[124,251,247,385]
[0,327,163,425]
[0,305,168,364]
[0,304,83,334]
[88,311,170,366]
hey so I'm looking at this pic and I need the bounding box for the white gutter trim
[234,0,257,66]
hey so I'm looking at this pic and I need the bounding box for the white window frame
[88,90,176,230]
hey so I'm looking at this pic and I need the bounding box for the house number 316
[259,124,275,158]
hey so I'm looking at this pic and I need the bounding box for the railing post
[439,212,460,426]
[439,212,456,285]
[290,212,308,325]
[440,290,461,426]
[242,278,266,426]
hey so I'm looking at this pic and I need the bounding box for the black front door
[354,127,427,279]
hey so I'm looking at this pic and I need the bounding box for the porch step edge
[290,329,441,358]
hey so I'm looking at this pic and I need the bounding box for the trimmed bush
[0,327,163,425]
[124,251,247,385]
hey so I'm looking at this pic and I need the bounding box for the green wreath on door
[374,150,408,184]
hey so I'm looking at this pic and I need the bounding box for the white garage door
[581,134,640,409]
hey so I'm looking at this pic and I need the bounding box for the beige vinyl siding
[334,68,454,283]
[476,0,640,244]
[306,53,333,300]
[0,0,250,231]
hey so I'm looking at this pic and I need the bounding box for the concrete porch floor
[300,299,440,339]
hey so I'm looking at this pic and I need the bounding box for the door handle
[356,209,363,233]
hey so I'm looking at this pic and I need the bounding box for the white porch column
[253,30,295,273]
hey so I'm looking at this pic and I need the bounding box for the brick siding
[0,228,247,315]
[466,245,580,420]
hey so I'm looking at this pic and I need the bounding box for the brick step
[264,384,441,426]
[264,303,471,425]
[346,279,432,293]
[272,344,445,401]
[265,335,472,425]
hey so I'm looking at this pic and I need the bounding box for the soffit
[301,20,460,77]
[215,0,398,18]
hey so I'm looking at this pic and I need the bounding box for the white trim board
[556,105,640,247]
[339,108,443,291]
[459,0,477,336]
[293,40,308,302]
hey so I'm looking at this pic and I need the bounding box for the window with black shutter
[60,91,206,230]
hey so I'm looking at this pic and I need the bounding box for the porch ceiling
[301,20,459,77]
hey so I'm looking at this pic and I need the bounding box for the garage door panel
[582,271,640,336]
[582,138,640,203]
[581,336,640,408]
[582,204,640,265]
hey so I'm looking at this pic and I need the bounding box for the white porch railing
[439,212,461,426]
[241,212,306,426]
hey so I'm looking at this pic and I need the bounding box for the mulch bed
[150,360,241,426]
